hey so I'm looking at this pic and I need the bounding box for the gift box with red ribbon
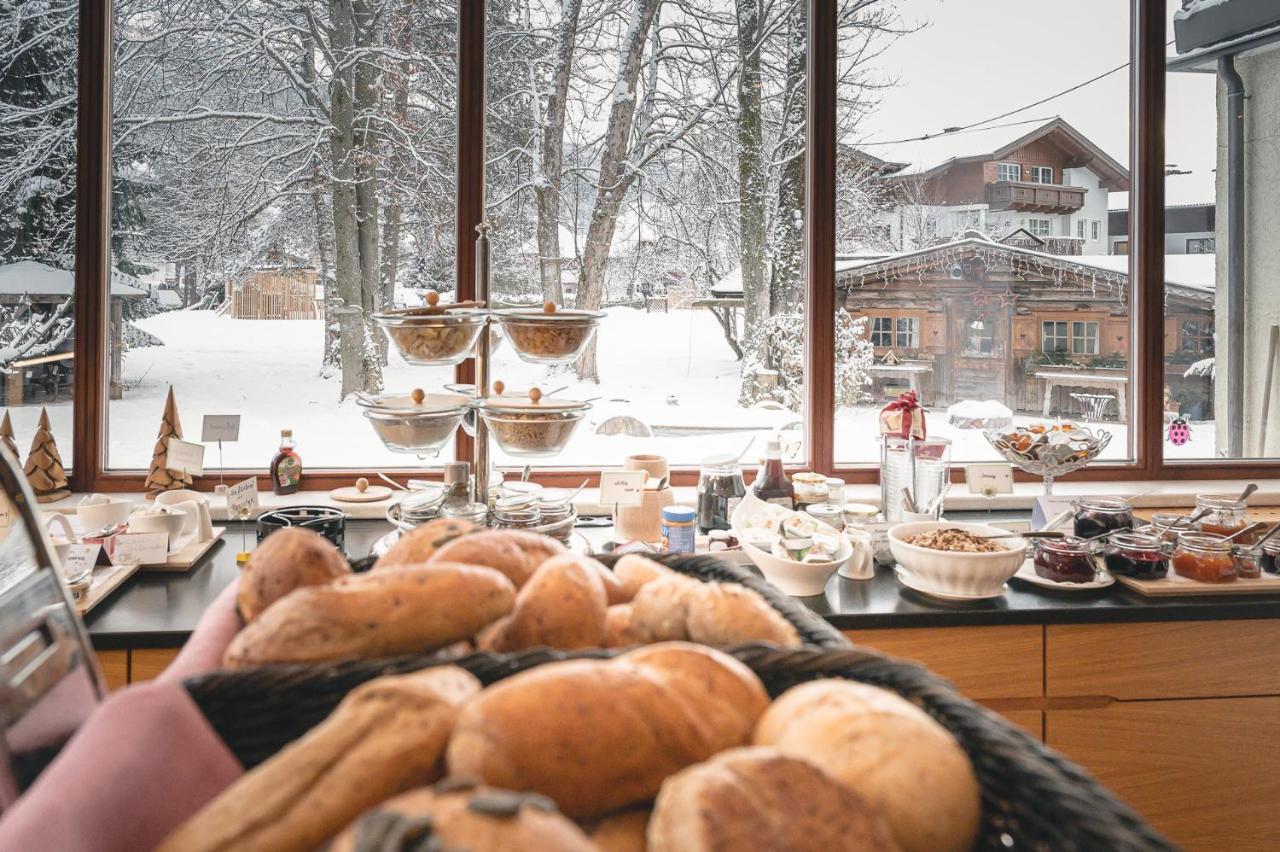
[879,390,927,440]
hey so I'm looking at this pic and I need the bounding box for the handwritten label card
[110,532,169,566]
[201,414,241,443]
[166,437,206,476]
[600,470,647,508]
[227,476,260,519]
[964,463,1015,495]
[61,544,100,578]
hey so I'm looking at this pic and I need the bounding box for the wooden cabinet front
[845,625,1043,700]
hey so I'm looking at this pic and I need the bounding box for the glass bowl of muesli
[888,522,1027,598]
[475,389,592,458]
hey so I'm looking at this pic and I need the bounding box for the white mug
[78,493,134,533]
[154,489,214,545]
[128,506,187,544]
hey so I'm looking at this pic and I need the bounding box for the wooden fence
[228,270,320,320]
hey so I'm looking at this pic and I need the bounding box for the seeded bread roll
[330,784,595,852]
[446,642,769,818]
[223,564,515,668]
[614,554,676,600]
[648,747,898,852]
[483,554,608,652]
[628,575,802,647]
[373,518,477,569]
[159,667,480,852]
[754,679,980,852]
[426,529,566,588]
[236,526,351,622]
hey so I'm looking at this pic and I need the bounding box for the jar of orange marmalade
[1195,494,1249,541]
[1172,533,1236,583]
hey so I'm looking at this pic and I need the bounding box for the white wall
[1064,167,1111,253]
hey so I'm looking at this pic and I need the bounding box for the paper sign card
[600,470,647,508]
[110,532,169,566]
[202,414,241,443]
[61,544,100,578]
[964,463,1015,495]
[166,437,206,476]
[227,476,260,519]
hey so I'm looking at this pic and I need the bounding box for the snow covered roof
[708,256,887,298]
[1077,253,1216,293]
[154,289,183,307]
[850,117,1130,191]
[0,261,148,299]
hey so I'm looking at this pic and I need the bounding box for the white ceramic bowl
[739,536,850,596]
[888,521,1027,597]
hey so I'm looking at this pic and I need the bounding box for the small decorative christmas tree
[0,411,18,461]
[23,408,69,502]
[145,386,192,496]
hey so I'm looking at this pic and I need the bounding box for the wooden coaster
[330,484,393,503]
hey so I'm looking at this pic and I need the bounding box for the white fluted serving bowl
[888,521,1028,597]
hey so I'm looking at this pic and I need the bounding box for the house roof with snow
[0,261,148,300]
[709,255,890,298]
[849,117,1130,192]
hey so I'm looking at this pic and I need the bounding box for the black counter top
[85,520,1280,649]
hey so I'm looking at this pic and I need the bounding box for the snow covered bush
[749,309,873,412]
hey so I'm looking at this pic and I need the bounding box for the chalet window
[1091,220,1101,241]
[895,317,920,349]
[1071,321,1100,356]
[1042,321,1069,353]
[1077,219,1087,239]
[1027,218,1052,238]
[1030,166,1054,184]
[1180,319,1214,355]
[1186,237,1214,254]
[996,162,1022,182]
[870,316,919,349]
[871,317,894,347]
[963,314,996,356]
[1114,240,1130,255]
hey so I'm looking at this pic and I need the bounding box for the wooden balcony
[987,180,1087,214]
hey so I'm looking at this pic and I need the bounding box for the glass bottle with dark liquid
[751,438,794,509]
[270,429,302,495]
[697,454,745,533]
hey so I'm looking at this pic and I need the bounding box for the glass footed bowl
[983,423,1112,494]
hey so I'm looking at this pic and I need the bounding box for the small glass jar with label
[792,472,829,508]
[661,505,697,554]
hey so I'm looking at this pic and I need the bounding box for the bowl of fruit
[984,422,1111,494]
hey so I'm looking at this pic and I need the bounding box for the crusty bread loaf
[329,784,595,852]
[603,604,636,647]
[754,679,980,852]
[614,554,675,600]
[223,564,515,667]
[647,747,898,852]
[236,526,351,622]
[628,575,802,647]
[426,529,566,587]
[373,518,477,569]
[483,555,608,652]
[589,808,650,852]
[159,667,480,852]
[446,642,768,818]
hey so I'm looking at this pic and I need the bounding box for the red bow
[879,391,927,439]
[883,390,920,413]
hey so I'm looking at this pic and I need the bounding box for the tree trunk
[735,0,768,403]
[353,0,383,387]
[574,0,661,382]
[770,0,807,314]
[533,0,581,304]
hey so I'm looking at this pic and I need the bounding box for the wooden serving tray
[75,561,141,614]
[141,527,226,572]
[1115,571,1280,597]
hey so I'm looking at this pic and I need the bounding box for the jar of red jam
[1103,532,1169,580]
[1172,534,1236,583]
[1034,537,1098,584]
[1262,538,1280,575]
[1195,494,1249,542]
[1073,498,1134,540]
[1230,545,1263,580]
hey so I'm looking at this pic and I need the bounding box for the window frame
[1027,217,1053,238]
[1030,165,1054,184]
[64,0,1252,489]
[996,162,1023,182]
[1071,320,1101,356]
[1042,320,1070,354]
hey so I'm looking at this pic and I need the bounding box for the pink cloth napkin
[160,578,243,683]
[0,680,243,852]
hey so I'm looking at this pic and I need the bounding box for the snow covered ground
[7,306,1221,474]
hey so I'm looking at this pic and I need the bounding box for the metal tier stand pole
[474,222,493,508]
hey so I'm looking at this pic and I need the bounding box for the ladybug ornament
[1167,418,1191,446]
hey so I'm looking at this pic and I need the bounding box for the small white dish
[1014,559,1114,590]
[894,568,1008,601]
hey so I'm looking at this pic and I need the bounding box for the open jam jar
[1262,538,1280,575]
[1231,545,1263,579]
[1195,494,1250,542]
[1073,498,1134,540]
[1102,532,1168,580]
[1172,534,1236,583]
[1033,537,1099,584]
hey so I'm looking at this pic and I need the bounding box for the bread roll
[485,555,607,652]
[447,642,768,818]
[223,564,515,667]
[629,575,802,647]
[426,529,566,588]
[614,553,675,600]
[589,809,649,852]
[330,784,595,852]
[236,526,351,622]
[373,518,477,569]
[603,604,636,647]
[159,666,480,852]
[754,679,980,852]
[648,747,898,852]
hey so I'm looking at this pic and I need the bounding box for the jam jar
[1146,512,1192,545]
[1261,537,1280,575]
[1073,498,1134,540]
[1033,537,1099,584]
[1195,494,1249,541]
[1231,545,1263,579]
[1172,534,1236,583]
[696,455,746,534]
[1102,532,1169,580]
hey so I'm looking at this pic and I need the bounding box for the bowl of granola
[493,303,605,365]
[373,308,489,366]
[360,389,469,455]
[888,521,1028,598]
[475,388,592,457]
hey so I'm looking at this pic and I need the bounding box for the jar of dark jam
[1103,532,1168,579]
[1073,498,1133,540]
[1262,538,1280,575]
[1172,534,1236,583]
[1033,537,1098,584]
[696,454,745,533]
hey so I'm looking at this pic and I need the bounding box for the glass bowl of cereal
[888,521,1028,598]
[476,388,591,457]
[493,303,605,365]
[360,389,469,455]
[373,308,489,366]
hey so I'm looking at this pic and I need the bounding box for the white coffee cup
[78,493,134,534]
[155,489,214,544]
[128,506,187,543]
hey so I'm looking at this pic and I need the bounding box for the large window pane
[833,0,1133,465]
[484,0,808,468]
[1,0,78,469]
[106,0,458,469]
